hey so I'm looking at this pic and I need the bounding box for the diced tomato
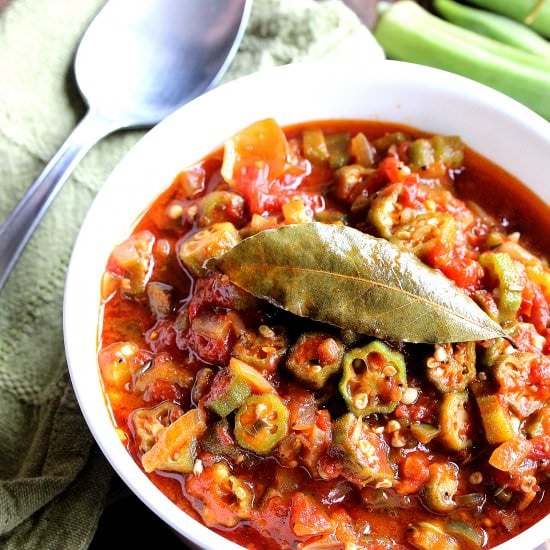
[396,451,431,495]
[188,273,253,319]
[521,281,550,334]
[186,464,249,528]
[142,378,185,404]
[400,179,426,209]
[379,156,403,184]
[437,256,483,293]
[396,391,438,424]
[289,492,333,537]
[318,455,343,480]
[145,320,177,353]
[528,435,550,461]
[286,384,318,427]
[254,495,294,545]
[220,118,324,215]
[529,356,550,388]
[426,241,453,269]
[489,437,533,473]
[186,317,233,365]
[222,118,289,187]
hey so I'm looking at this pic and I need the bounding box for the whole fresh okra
[434,0,550,57]
[466,0,550,38]
[374,1,550,119]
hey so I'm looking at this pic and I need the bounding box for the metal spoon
[0,0,251,290]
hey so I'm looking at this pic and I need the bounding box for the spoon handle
[0,111,117,290]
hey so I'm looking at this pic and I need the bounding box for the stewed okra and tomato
[98,118,550,549]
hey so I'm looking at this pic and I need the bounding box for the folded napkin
[0,0,379,547]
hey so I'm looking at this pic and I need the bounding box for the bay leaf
[208,222,506,343]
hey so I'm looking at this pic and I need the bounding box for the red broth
[98,120,550,550]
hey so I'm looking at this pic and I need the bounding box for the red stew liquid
[98,120,550,550]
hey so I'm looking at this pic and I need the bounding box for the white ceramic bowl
[64,60,550,550]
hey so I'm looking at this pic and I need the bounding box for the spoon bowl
[75,0,250,126]
[0,0,250,289]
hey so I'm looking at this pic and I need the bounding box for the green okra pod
[377,1,550,72]
[466,0,550,38]
[434,0,550,58]
[374,1,550,120]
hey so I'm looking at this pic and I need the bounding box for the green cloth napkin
[0,0,377,548]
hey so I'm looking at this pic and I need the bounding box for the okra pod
[374,1,550,119]
[234,394,289,454]
[332,413,394,482]
[434,0,550,58]
[466,0,550,38]
[339,340,407,416]
[479,252,523,324]
[378,1,550,72]
[286,332,344,390]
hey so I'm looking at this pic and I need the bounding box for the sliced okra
[339,340,406,416]
[286,332,344,390]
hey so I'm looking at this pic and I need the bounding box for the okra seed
[386,420,401,433]
[433,345,448,363]
[375,479,393,489]
[258,325,276,338]
[167,203,184,219]
[255,403,268,419]
[502,345,516,358]
[391,432,406,448]
[186,205,198,222]
[353,393,369,410]
[469,471,483,485]
[520,476,537,493]
[383,365,397,377]
[193,459,204,476]
[400,387,418,405]
[394,230,411,240]
[425,199,436,211]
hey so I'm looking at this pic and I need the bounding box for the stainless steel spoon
[0,0,251,289]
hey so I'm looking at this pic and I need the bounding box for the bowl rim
[64,59,550,550]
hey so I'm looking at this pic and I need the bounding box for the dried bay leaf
[208,222,506,343]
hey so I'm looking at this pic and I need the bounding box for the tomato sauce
[98,119,550,549]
